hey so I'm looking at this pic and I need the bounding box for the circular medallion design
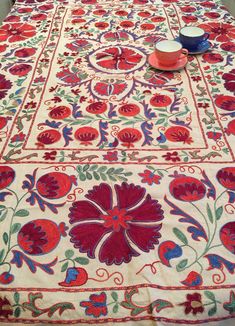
[88,46,146,74]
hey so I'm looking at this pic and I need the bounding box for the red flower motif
[165,126,193,144]
[80,292,107,317]
[37,129,61,145]
[72,9,85,16]
[204,12,220,19]
[66,39,91,52]
[115,10,128,16]
[36,172,77,199]
[120,21,134,28]
[206,131,222,140]
[95,47,142,71]
[94,80,127,96]
[151,16,166,22]
[69,183,164,265]
[220,42,235,52]
[31,13,47,21]
[104,31,129,41]
[0,74,12,100]
[0,23,36,43]
[0,166,15,190]
[103,151,118,161]
[117,128,142,147]
[150,94,172,107]
[140,23,155,30]
[0,44,7,53]
[49,106,71,120]
[222,69,235,93]
[181,6,196,13]
[162,151,180,162]
[118,103,140,116]
[75,127,99,145]
[0,296,13,318]
[215,95,235,111]
[216,167,235,190]
[226,119,235,136]
[93,10,107,16]
[202,53,223,64]
[10,132,25,142]
[139,170,161,185]
[182,15,198,24]
[220,222,235,254]
[170,176,206,202]
[198,22,235,42]
[43,151,57,160]
[138,11,151,17]
[180,293,204,315]
[86,102,107,114]
[9,63,32,77]
[95,22,109,30]
[4,15,20,22]
[0,117,8,130]
[15,47,36,58]
[18,219,67,255]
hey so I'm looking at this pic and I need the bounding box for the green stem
[2,190,28,263]
[191,202,210,241]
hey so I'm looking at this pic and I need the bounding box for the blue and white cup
[179,26,209,51]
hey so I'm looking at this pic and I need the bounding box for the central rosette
[100,206,133,231]
[88,46,146,74]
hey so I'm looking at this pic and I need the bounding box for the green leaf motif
[206,204,213,223]
[216,206,223,220]
[204,291,216,302]
[74,257,89,265]
[176,259,188,272]
[111,292,118,302]
[0,210,7,222]
[113,303,119,313]
[65,250,74,259]
[14,307,21,318]
[15,209,29,217]
[223,291,235,314]
[0,249,5,262]
[11,223,21,234]
[208,305,217,316]
[3,232,8,245]
[173,227,188,245]
[61,262,69,272]
[14,292,20,304]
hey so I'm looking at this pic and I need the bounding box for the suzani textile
[0,0,235,324]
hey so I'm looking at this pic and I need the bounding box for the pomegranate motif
[75,127,99,145]
[18,219,67,255]
[86,102,107,114]
[9,64,32,77]
[118,104,140,116]
[15,47,36,58]
[0,116,7,130]
[150,94,172,107]
[37,129,61,145]
[36,172,77,199]
[59,267,88,287]
[226,119,235,136]
[117,128,142,147]
[165,126,193,144]
[49,106,71,120]
[220,222,235,254]
[0,166,15,190]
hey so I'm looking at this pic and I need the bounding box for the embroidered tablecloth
[0,0,235,324]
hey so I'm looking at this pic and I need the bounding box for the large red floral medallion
[69,183,164,265]
[89,46,146,74]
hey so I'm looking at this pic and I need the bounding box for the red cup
[155,40,188,66]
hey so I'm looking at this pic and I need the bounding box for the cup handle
[181,48,188,57]
[203,32,210,42]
